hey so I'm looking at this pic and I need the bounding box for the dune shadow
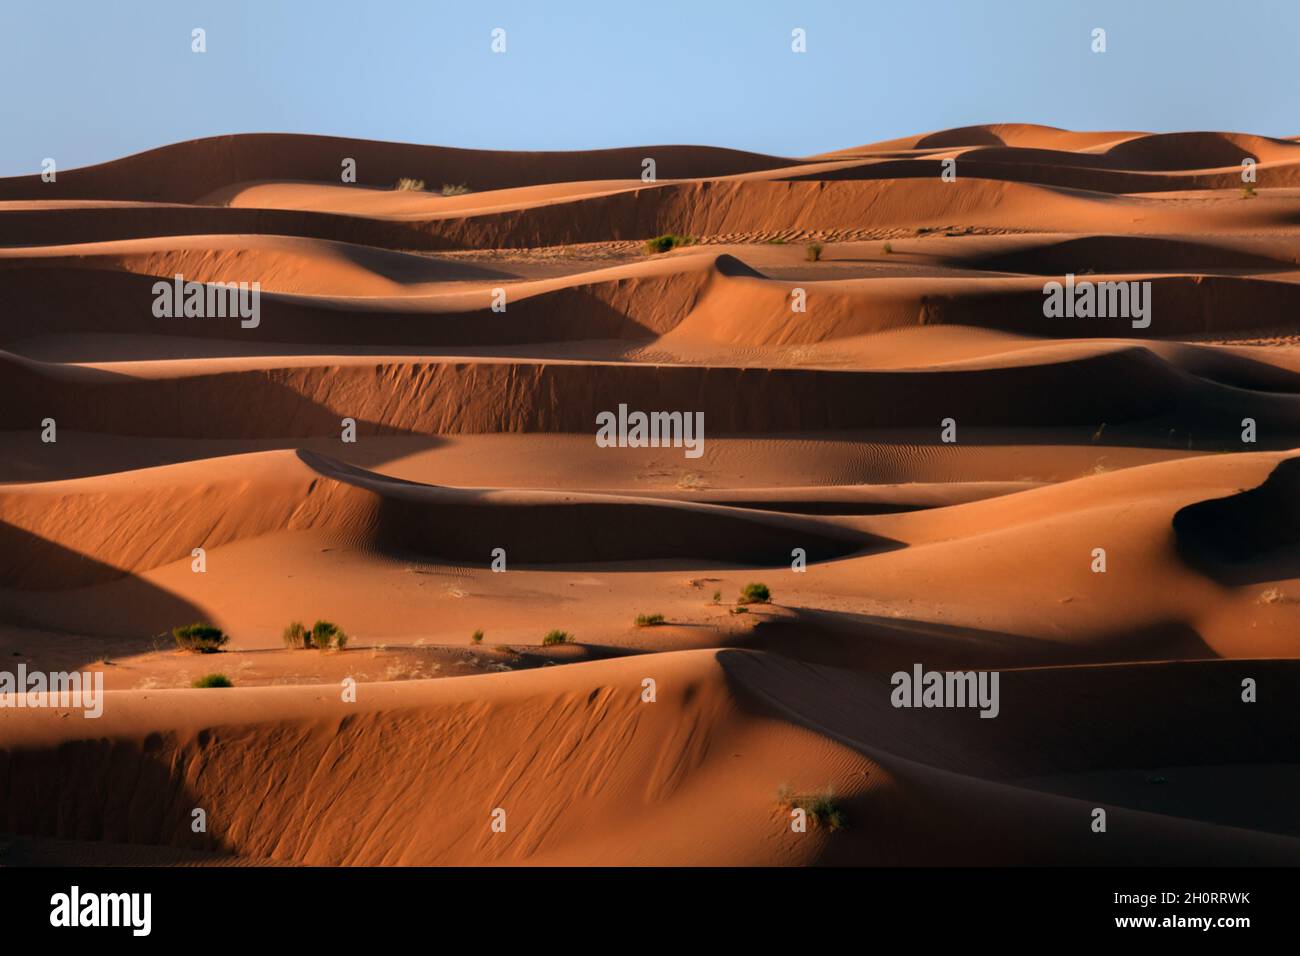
[0,266,675,351]
[0,353,428,440]
[322,242,519,284]
[914,127,1007,148]
[0,732,236,862]
[742,608,1218,672]
[300,448,902,567]
[1173,456,1300,585]
[718,650,1300,782]
[960,235,1298,276]
[0,524,211,672]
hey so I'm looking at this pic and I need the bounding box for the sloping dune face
[2,126,1300,866]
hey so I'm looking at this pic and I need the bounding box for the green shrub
[1242,183,1257,199]
[712,589,722,604]
[472,629,484,644]
[172,623,228,654]
[282,621,308,649]
[883,241,894,254]
[634,613,665,627]
[806,242,823,262]
[803,789,848,831]
[645,234,693,254]
[542,630,572,645]
[783,786,848,831]
[441,183,470,196]
[739,583,771,605]
[395,177,426,191]
[311,620,345,650]
[192,673,232,688]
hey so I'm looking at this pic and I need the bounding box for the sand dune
[4,649,1295,865]
[0,134,804,203]
[0,449,875,589]
[2,125,1298,866]
[3,346,1290,444]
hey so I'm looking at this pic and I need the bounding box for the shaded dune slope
[3,650,1296,865]
[0,450,875,588]
[1175,455,1300,579]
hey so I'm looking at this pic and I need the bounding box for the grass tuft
[282,621,308,650]
[192,673,232,688]
[172,623,228,654]
[310,620,347,650]
[645,234,693,254]
[779,784,848,831]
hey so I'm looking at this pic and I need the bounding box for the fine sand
[2,125,1299,865]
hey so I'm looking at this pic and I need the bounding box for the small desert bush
[472,629,484,643]
[282,621,308,650]
[796,788,848,831]
[778,784,847,831]
[729,605,749,615]
[441,183,470,196]
[806,242,823,262]
[634,613,665,627]
[542,630,572,645]
[739,582,771,605]
[1242,183,1257,199]
[192,673,233,688]
[712,589,722,604]
[172,623,228,654]
[645,234,693,254]
[394,177,426,191]
[883,241,894,254]
[311,620,347,650]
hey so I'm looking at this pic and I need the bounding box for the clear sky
[2,0,1298,176]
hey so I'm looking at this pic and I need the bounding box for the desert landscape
[1,123,1299,866]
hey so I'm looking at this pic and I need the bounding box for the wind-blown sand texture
[2,125,1299,865]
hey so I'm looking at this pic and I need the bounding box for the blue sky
[2,0,1297,176]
